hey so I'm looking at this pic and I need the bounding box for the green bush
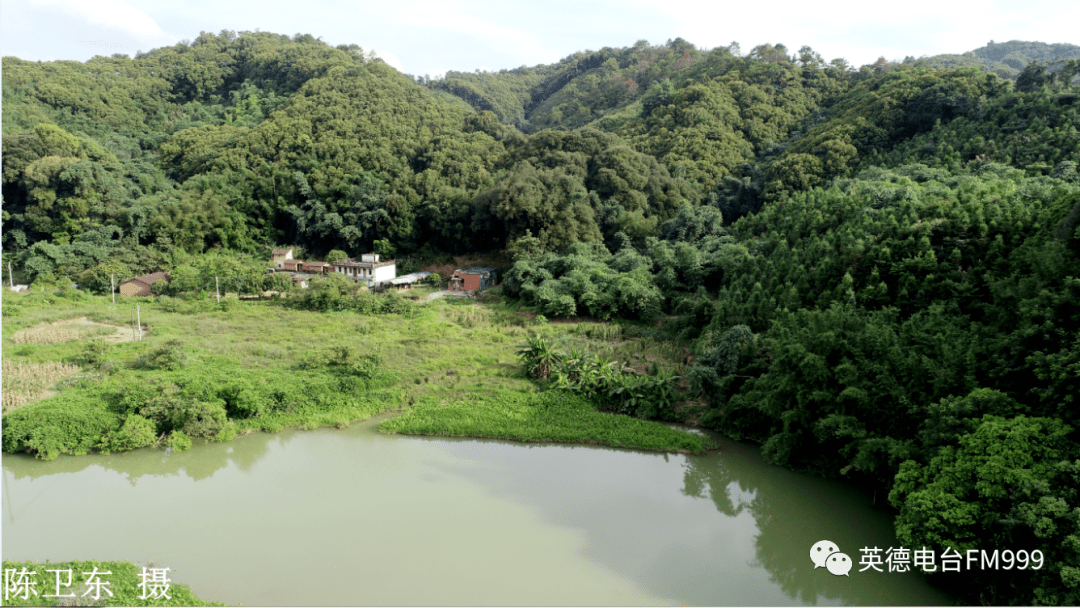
[98,414,157,453]
[165,430,192,452]
[1,393,121,460]
[138,393,229,439]
[79,338,113,368]
[135,339,188,370]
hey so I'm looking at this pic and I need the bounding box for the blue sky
[2,0,1077,78]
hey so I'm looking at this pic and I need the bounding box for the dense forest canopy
[3,31,1080,605]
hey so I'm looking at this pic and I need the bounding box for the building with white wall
[330,253,396,287]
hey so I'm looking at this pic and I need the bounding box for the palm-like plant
[516,333,558,379]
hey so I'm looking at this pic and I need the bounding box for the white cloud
[29,0,174,45]
[391,1,552,62]
[372,48,405,72]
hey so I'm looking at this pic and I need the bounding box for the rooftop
[127,271,169,285]
[332,259,395,268]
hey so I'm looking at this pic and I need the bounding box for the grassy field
[1,287,710,459]
[0,559,224,606]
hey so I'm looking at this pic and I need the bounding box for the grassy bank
[2,288,707,458]
[0,560,223,606]
[380,390,710,453]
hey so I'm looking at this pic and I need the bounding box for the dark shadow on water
[419,430,957,606]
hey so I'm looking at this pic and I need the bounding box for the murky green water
[2,417,954,606]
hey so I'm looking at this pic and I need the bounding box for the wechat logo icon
[811,540,852,576]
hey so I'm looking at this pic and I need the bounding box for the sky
[1,0,1078,78]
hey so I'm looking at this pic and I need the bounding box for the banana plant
[516,333,558,379]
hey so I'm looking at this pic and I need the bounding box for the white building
[272,248,294,269]
[330,253,396,287]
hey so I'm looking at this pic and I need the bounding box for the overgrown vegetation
[1,290,704,461]
[380,390,709,453]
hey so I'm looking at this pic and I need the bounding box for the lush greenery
[5,30,1080,604]
[0,559,223,606]
[911,40,1080,82]
[1,287,706,460]
[380,390,709,453]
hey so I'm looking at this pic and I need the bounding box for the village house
[301,261,331,274]
[119,272,169,297]
[331,253,396,288]
[281,259,305,272]
[272,248,294,269]
[448,267,498,293]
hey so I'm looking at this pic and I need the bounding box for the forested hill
[4,31,1080,605]
[428,39,1080,133]
[915,40,1080,81]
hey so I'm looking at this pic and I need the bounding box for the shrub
[138,392,229,439]
[217,380,264,418]
[1,394,121,460]
[135,339,188,370]
[79,338,113,368]
[98,414,157,453]
[165,430,192,452]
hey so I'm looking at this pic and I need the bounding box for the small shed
[282,259,305,272]
[388,271,432,289]
[448,267,498,293]
[119,272,169,297]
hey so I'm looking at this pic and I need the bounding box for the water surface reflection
[3,418,954,606]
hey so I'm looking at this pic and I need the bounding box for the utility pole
[216,277,220,304]
[131,310,137,341]
[137,305,143,341]
[111,274,116,304]
[8,262,13,288]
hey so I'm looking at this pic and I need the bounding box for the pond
[2,416,955,606]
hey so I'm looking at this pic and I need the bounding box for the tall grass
[2,359,82,412]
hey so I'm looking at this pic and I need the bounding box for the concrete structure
[119,272,169,297]
[448,267,498,293]
[272,248,294,269]
[388,271,432,289]
[331,253,396,287]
